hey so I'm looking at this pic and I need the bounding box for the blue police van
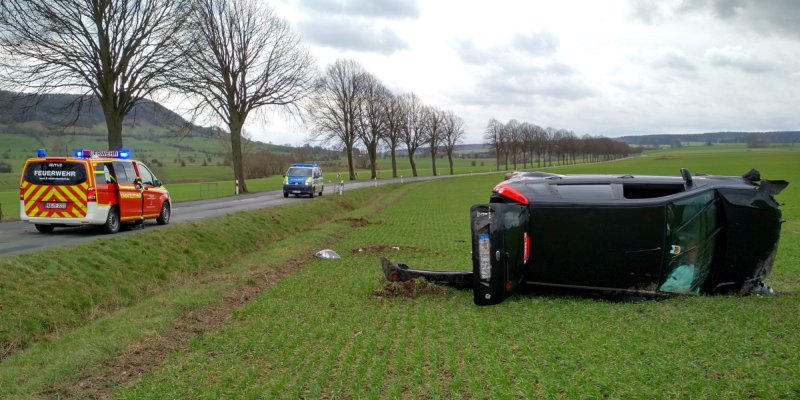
[283,163,324,198]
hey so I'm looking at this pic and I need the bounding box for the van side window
[93,162,117,184]
[112,161,137,185]
[137,163,155,186]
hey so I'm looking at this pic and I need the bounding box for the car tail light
[492,183,529,205]
[87,190,96,202]
[523,232,530,264]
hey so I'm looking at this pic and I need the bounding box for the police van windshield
[287,167,312,177]
[24,161,87,185]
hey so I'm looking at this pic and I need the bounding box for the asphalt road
[0,173,463,259]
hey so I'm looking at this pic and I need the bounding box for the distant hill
[0,90,216,138]
[618,131,800,146]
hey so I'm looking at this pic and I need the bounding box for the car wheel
[283,191,288,198]
[319,186,324,196]
[156,202,171,225]
[103,207,120,234]
[309,188,315,198]
[34,224,55,233]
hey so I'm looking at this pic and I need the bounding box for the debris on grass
[314,249,341,259]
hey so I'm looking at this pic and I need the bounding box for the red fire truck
[19,149,171,233]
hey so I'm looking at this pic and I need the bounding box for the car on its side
[381,169,788,305]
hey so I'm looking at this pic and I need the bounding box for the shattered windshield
[660,191,720,294]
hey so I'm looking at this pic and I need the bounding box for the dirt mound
[373,278,447,299]
[341,217,385,227]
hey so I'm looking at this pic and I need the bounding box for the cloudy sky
[247,0,800,145]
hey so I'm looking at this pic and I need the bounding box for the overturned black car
[381,169,788,305]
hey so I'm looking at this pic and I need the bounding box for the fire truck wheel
[157,202,171,225]
[103,208,120,234]
[309,188,315,198]
[34,224,55,233]
[283,191,288,198]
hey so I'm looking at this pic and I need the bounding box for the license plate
[44,202,67,209]
[291,190,301,194]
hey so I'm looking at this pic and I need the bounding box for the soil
[373,278,447,299]
[351,244,427,254]
[341,217,386,227]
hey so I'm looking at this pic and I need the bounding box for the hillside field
[0,145,798,398]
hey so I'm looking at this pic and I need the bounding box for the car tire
[34,224,55,233]
[283,191,288,198]
[156,202,171,225]
[102,207,120,234]
[319,186,324,196]
[309,188,315,198]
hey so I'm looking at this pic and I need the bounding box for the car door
[112,161,143,222]
[135,162,159,217]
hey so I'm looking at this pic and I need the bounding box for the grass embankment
[2,145,798,398]
[0,183,419,398]
[116,146,799,399]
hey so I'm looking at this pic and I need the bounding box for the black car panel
[380,169,788,305]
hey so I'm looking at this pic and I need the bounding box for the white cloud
[297,18,408,54]
[705,46,777,73]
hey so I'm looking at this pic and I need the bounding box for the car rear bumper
[20,201,110,225]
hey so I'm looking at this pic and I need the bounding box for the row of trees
[0,0,315,193]
[485,118,637,170]
[306,59,465,180]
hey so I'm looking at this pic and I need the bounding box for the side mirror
[154,179,161,187]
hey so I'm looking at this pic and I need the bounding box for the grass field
[0,145,798,398]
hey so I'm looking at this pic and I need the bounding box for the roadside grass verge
[118,148,799,398]
[0,184,415,361]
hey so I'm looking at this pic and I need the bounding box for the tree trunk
[431,149,437,176]
[368,144,377,179]
[346,143,356,180]
[101,98,124,150]
[448,152,454,175]
[229,119,249,193]
[408,151,417,177]
[390,146,398,178]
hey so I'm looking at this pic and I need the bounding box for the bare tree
[441,110,465,175]
[356,72,388,179]
[381,94,404,178]
[425,106,444,176]
[400,93,426,177]
[307,59,365,180]
[0,0,190,150]
[177,0,314,193]
[484,118,503,171]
